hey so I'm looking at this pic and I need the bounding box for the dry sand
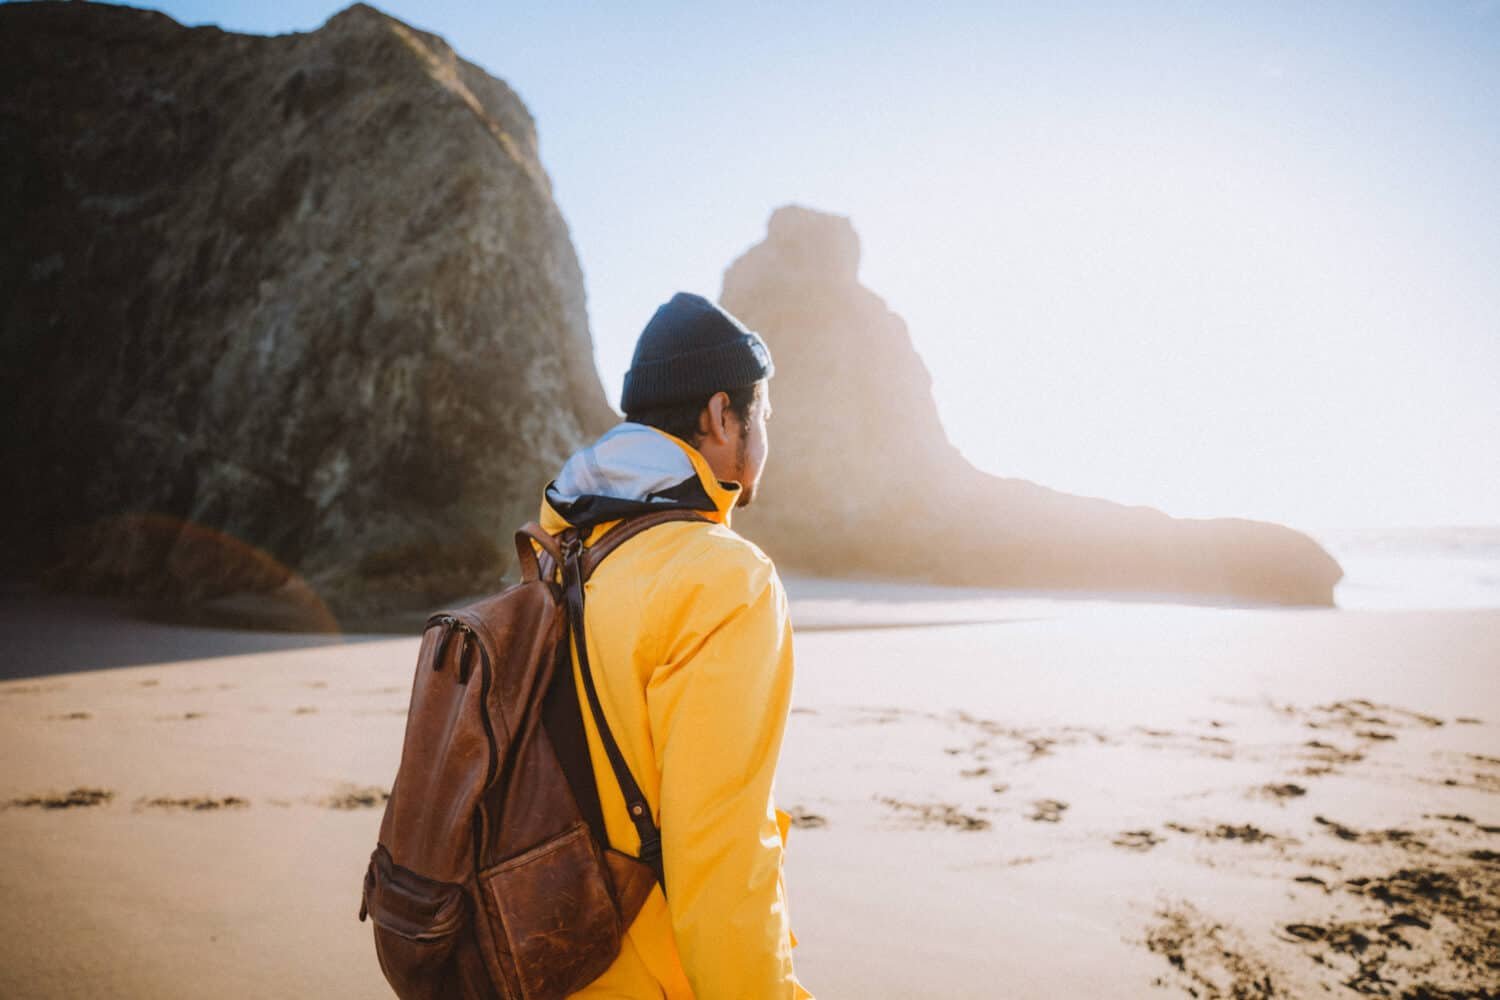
[1,588,1497,998]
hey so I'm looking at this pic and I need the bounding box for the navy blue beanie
[621,292,775,413]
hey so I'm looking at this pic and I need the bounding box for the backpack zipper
[466,619,499,877]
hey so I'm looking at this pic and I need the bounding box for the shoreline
[4,579,1494,682]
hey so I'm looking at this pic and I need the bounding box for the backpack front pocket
[479,821,621,999]
[363,844,472,999]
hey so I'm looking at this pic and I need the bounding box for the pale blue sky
[133,1,1500,530]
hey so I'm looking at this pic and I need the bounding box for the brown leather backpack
[360,509,706,999]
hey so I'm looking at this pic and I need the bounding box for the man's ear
[699,391,732,446]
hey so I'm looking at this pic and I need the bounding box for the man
[536,291,812,999]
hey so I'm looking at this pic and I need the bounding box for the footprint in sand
[1206,823,1280,844]
[1028,799,1068,823]
[1302,698,1445,733]
[784,807,828,829]
[137,795,249,811]
[879,797,990,831]
[1280,922,1326,942]
[1167,821,1282,844]
[6,787,113,809]
[323,785,391,810]
[1282,865,1500,991]
[1258,782,1308,802]
[1299,740,1365,777]
[1146,901,1277,998]
[1314,815,1426,849]
[1112,829,1163,851]
[1432,814,1500,835]
[1023,737,1056,759]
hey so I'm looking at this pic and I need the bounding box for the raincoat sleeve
[646,537,811,1000]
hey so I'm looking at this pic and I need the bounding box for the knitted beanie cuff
[621,333,774,413]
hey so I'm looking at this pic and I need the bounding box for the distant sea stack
[722,206,1344,606]
[0,3,613,627]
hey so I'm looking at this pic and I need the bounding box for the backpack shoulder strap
[514,508,707,585]
[582,508,711,581]
[514,522,561,583]
[557,508,710,893]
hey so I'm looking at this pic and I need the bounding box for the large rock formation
[0,2,614,626]
[0,4,1343,623]
[723,206,1344,606]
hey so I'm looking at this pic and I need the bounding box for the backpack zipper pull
[432,616,456,671]
[457,627,475,684]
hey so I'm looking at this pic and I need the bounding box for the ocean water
[1311,525,1500,610]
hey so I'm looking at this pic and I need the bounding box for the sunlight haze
[140,0,1500,532]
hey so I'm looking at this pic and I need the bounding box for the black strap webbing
[555,514,705,892]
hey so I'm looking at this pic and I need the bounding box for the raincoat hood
[540,422,741,536]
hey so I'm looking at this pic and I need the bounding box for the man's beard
[733,433,755,507]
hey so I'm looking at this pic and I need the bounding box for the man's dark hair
[626,382,760,448]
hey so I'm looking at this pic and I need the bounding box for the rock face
[0,2,614,625]
[723,206,1344,606]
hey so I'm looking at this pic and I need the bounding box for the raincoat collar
[539,422,740,539]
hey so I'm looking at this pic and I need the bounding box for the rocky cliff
[723,206,1344,606]
[0,2,614,626]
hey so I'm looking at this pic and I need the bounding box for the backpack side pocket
[363,844,473,1000]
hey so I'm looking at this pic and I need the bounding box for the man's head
[621,292,775,507]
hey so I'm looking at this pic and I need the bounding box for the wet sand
[1,593,1496,998]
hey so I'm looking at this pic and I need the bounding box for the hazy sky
[140,1,1499,531]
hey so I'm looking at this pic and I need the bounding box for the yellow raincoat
[536,423,812,1000]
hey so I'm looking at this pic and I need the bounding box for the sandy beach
[6,3,1496,998]
[2,587,1497,998]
